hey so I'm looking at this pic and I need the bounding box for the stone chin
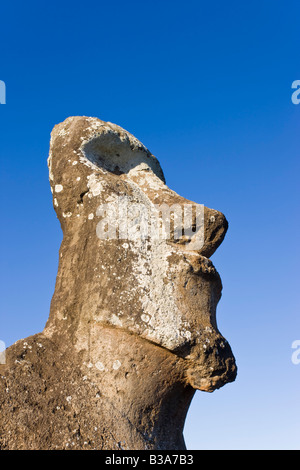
[185,339,237,392]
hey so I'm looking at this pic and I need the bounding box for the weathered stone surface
[0,117,237,450]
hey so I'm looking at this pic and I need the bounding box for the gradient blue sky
[0,0,299,450]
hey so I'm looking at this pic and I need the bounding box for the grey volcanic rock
[0,117,237,450]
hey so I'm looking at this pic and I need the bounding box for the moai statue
[0,117,237,450]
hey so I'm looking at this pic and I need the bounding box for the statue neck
[44,324,194,450]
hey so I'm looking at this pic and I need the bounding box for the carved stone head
[45,116,237,392]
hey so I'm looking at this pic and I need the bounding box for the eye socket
[81,131,165,182]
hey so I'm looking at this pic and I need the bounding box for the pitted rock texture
[0,117,237,450]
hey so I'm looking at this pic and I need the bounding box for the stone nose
[126,169,228,258]
[184,332,237,392]
[190,206,228,258]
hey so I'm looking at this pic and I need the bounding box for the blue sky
[0,0,299,450]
